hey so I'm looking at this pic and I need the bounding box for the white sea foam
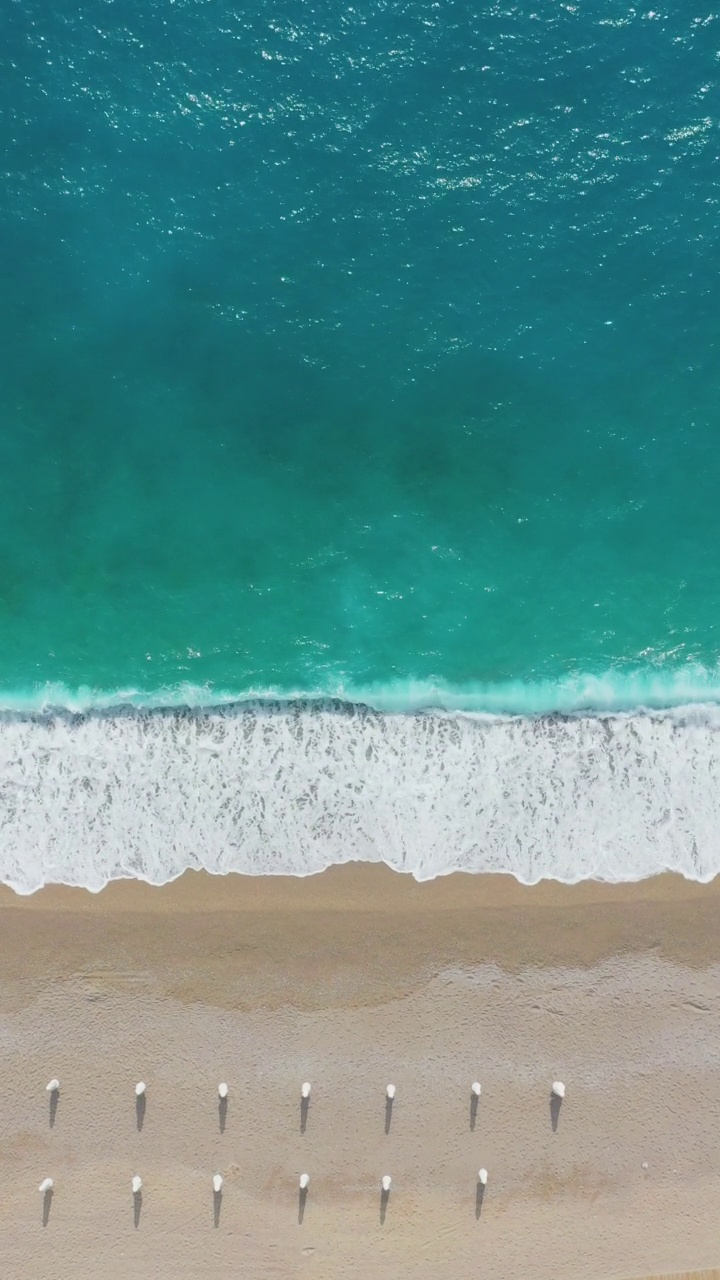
[2,700,720,893]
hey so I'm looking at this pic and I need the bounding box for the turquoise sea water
[2,2,720,889]
[2,0,720,708]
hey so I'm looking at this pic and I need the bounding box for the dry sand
[1,865,720,1279]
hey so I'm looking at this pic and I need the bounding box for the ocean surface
[1,1,720,890]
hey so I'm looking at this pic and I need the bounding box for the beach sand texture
[634,1273,720,1280]
[1,865,720,1279]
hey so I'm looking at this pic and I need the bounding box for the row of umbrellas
[37,1170,488,1195]
[41,1079,567,1102]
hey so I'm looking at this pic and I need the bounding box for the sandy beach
[1,865,720,1279]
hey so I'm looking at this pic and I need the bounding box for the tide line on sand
[625,1271,720,1280]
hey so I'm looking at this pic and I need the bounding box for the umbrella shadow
[380,1186,390,1225]
[470,1092,479,1132]
[49,1089,59,1129]
[384,1095,394,1135]
[213,1188,222,1228]
[133,1189,142,1229]
[298,1185,307,1224]
[42,1187,53,1228]
[475,1183,485,1220]
[218,1094,228,1134]
[300,1095,309,1135]
[550,1092,562,1133]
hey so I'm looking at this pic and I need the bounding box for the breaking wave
[2,683,720,893]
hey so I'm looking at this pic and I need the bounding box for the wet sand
[1,865,720,1279]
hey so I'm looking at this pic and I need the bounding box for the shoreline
[2,865,720,1277]
[5,864,720,974]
